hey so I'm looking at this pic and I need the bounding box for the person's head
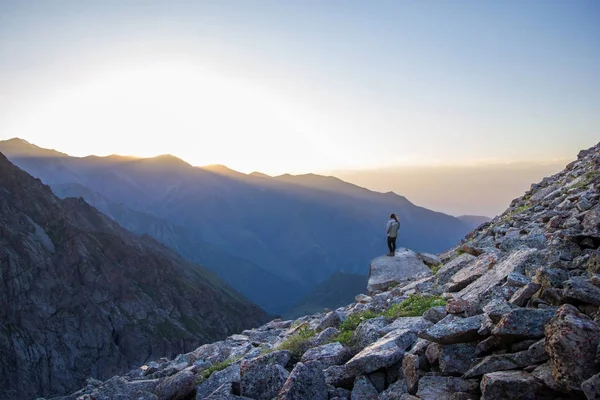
[390,213,398,222]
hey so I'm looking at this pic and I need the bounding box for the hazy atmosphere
[1,1,598,177]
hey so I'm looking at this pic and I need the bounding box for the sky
[0,0,599,175]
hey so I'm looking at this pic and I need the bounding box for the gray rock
[329,386,352,400]
[563,277,600,306]
[240,351,291,400]
[492,308,557,340]
[480,370,544,400]
[506,272,531,287]
[278,361,328,400]
[534,267,569,289]
[447,253,499,292]
[457,248,538,306]
[324,365,355,389]
[402,353,424,394]
[438,342,477,375]
[204,383,253,400]
[368,370,387,393]
[482,298,518,323]
[509,282,541,306]
[582,373,600,400]
[378,379,408,399]
[544,304,600,392]
[418,253,442,268]
[464,340,549,379]
[196,364,241,400]
[346,329,417,375]
[423,306,448,323]
[368,249,432,293]
[415,374,479,400]
[531,362,559,391]
[314,311,342,331]
[155,370,197,400]
[301,342,350,369]
[425,343,441,366]
[379,317,433,337]
[419,314,486,345]
[351,375,379,400]
[354,317,390,348]
[435,253,477,287]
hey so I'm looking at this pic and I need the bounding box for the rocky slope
[43,142,600,400]
[0,152,269,400]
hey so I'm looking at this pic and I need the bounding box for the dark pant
[387,236,397,253]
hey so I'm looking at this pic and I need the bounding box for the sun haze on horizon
[0,1,599,176]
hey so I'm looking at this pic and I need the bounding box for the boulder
[379,317,432,337]
[419,314,486,345]
[402,354,425,394]
[196,364,241,400]
[155,370,197,400]
[204,383,253,399]
[582,373,600,400]
[435,253,477,287]
[544,304,600,392]
[480,371,545,400]
[277,361,328,400]
[354,317,390,348]
[378,379,408,399]
[367,249,432,293]
[324,365,355,389]
[563,277,600,306]
[418,253,442,268]
[447,253,498,292]
[491,308,556,341]
[423,306,448,323]
[465,339,547,378]
[457,248,539,306]
[346,329,417,375]
[482,298,518,323]
[534,267,569,289]
[509,282,541,306]
[438,342,478,375]
[415,374,479,400]
[240,351,291,400]
[506,272,531,287]
[351,375,379,400]
[301,342,350,369]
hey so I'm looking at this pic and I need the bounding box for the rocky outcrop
[46,142,600,400]
[0,152,269,400]
[367,248,432,293]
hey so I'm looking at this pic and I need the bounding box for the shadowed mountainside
[0,151,269,400]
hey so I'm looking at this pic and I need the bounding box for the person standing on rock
[386,213,400,256]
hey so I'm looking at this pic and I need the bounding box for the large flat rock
[367,248,432,293]
[456,248,538,305]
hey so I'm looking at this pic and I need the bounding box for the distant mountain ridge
[0,150,268,400]
[0,138,476,314]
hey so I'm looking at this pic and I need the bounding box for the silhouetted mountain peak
[0,137,67,158]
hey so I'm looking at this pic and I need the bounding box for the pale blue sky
[0,0,598,174]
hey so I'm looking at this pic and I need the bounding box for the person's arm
[386,220,391,234]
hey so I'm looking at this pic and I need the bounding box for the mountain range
[0,138,485,314]
[0,150,268,400]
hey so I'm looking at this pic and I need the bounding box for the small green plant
[382,294,446,319]
[277,326,315,358]
[196,356,242,384]
[429,264,442,275]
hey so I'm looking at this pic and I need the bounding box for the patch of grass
[196,356,242,384]
[277,326,315,358]
[329,294,446,349]
[429,264,442,275]
[382,294,446,319]
[572,171,599,190]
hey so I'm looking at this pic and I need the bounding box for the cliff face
[47,141,600,400]
[0,152,269,400]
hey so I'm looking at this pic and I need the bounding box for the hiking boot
[387,252,394,256]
